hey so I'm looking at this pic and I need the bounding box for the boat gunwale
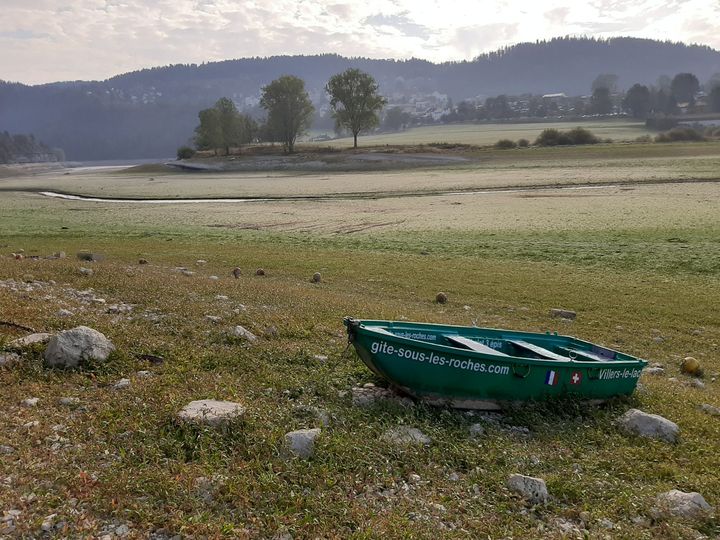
[352,319,647,368]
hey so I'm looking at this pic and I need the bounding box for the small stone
[232,325,257,341]
[115,524,130,536]
[579,511,591,524]
[7,332,52,350]
[689,379,705,389]
[681,357,702,376]
[408,473,422,484]
[313,354,328,362]
[264,326,278,338]
[79,267,94,276]
[138,258,148,265]
[598,518,615,529]
[215,295,229,300]
[699,403,720,416]
[644,367,665,376]
[351,386,413,408]
[181,270,195,276]
[653,336,665,343]
[550,308,576,320]
[448,472,460,481]
[44,326,115,368]
[208,275,219,281]
[469,423,485,438]
[0,445,15,454]
[232,267,242,278]
[205,315,222,323]
[0,352,21,368]
[616,408,679,443]
[284,428,321,458]
[255,268,266,276]
[196,259,207,265]
[435,292,448,304]
[59,397,80,406]
[507,474,549,504]
[651,489,713,520]
[381,426,431,446]
[57,309,74,318]
[136,370,152,378]
[311,272,322,283]
[21,397,39,408]
[54,251,66,259]
[113,378,131,390]
[177,399,246,427]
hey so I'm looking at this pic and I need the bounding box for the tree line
[0,132,64,164]
[183,69,386,157]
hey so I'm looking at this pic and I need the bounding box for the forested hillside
[0,132,62,164]
[2,37,719,160]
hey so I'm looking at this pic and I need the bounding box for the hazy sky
[1,0,719,85]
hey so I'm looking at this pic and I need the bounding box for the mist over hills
[2,37,719,160]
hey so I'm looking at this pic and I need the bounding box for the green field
[320,120,652,148]
[1,142,720,538]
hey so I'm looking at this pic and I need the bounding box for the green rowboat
[344,318,647,409]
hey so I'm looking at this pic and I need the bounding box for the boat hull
[345,319,645,406]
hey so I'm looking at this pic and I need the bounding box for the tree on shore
[671,73,700,104]
[710,86,720,113]
[194,98,255,155]
[260,75,314,154]
[623,84,651,118]
[591,87,613,115]
[326,69,386,148]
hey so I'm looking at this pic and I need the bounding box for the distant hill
[0,132,62,164]
[2,37,719,160]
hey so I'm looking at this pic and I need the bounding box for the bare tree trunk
[353,132,358,148]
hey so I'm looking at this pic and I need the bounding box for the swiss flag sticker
[570,371,583,385]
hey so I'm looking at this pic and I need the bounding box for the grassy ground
[1,145,720,538]
[320,120,651,148]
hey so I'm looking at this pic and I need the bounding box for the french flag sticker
[545,370,559,385]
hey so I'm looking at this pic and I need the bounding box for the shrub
[635,135,652,143]
[566,127,599,145]
[176,146,196,160]
[517,138,530,147]
[495,138,517,149]
[654,127,705,143]
[534,128,572,146]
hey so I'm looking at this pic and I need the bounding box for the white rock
[699,403,720,416]
[351,386,413,408]
[7,333,52,350]
[616,408,679,443]
[208,275,219,281]
[56,309,74,318]
[284,428,321,458]
[136,370,152,378]
[651,489,713,520]
[196,259,207,265]
[205,315,222,323]
[44,326,115,368]
[177,399,246,427]
[21,398,39,408]
[215,295,229,300]
[381,426,431,446]
[58,397,80,406]
[507,474,549,504]
[0,353,21,368]
[113,378,131,390]
[232,325,257,341]
[79,267,94,276]
[469,423,485,438]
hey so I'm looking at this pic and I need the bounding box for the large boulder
[507,474,549,504]
[651,490,713,520]
[616,409,679,443]
[43,326,115,368]
[177,399,246,428]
